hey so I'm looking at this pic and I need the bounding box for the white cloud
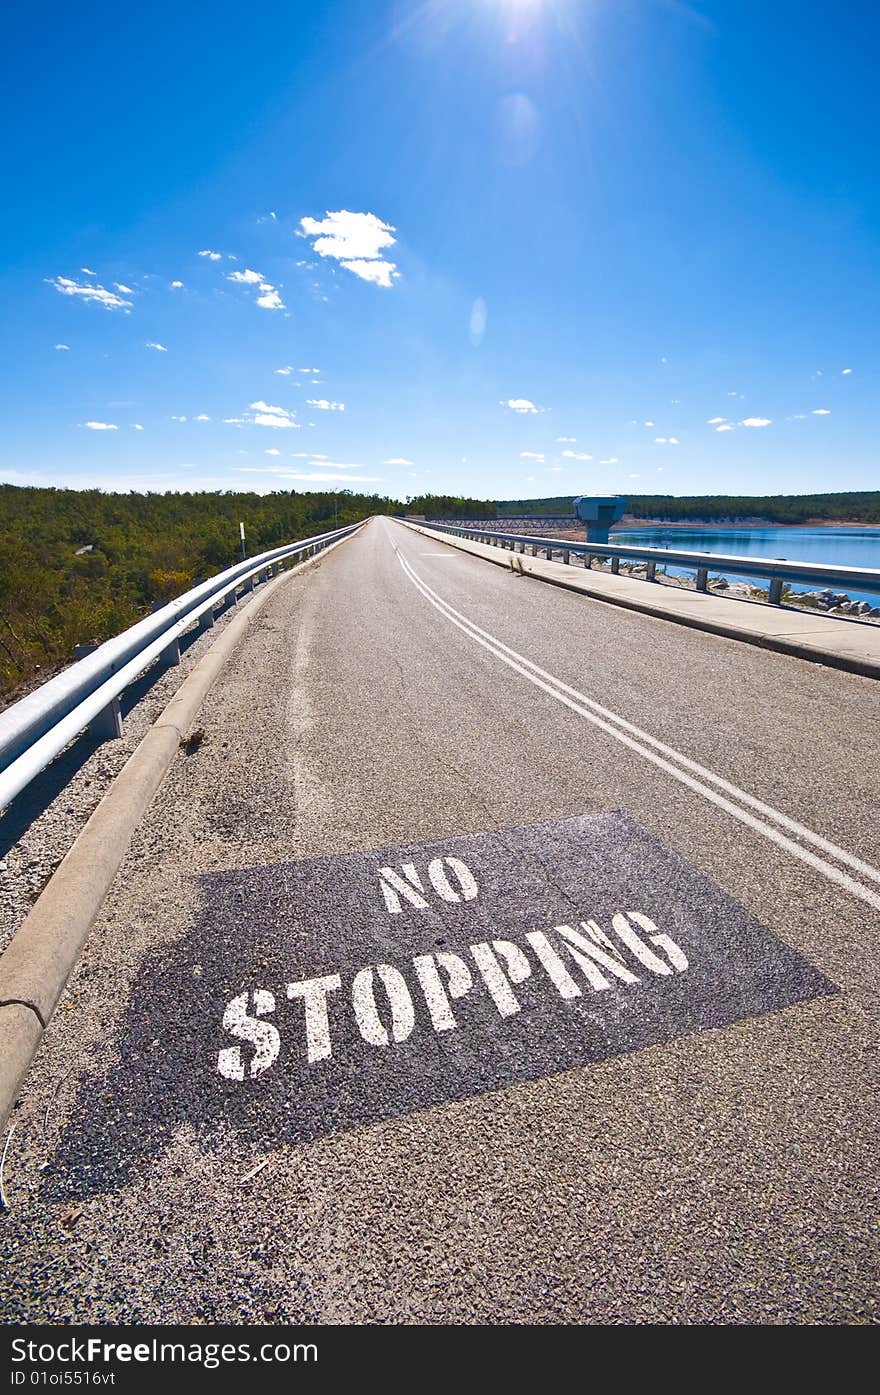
[562,449,593,461]
[256,284,284,310]
[306,399,344,411]
[275,366,294,375]
[133,423,144,430]
[146,341,167,352]
[223,417,244,424]
[841,368,853,375]
[502,398,541,414]
[298,367,320,373]
[195,413,210,422]
[628,473,641,479]
[741,417,771,428]
[247,400,299,429]
[171,415,187,422]
[300,210,398,287]
[716,424,735,432]
[225,266,285,310]
[171,280,184,289]
[556,436,576,443]
[599,457,619,465]
[707,417,726,425]
[520,451,545,461]
[54,343,69,350]
[654,437,667,444]
[227,268,264,285]
[266,448,281,456]
[668,437,679,445]
[340,259,396,287]
[198,250,222,260]
[114,282,134,294]
[46,276,132,311]
[84,421,117,430]
[812,408,831,415]
[253,413,298,429]
[644,420,655,427]
[384,457,414,465]
[81,267,96,276]
[262,470,383,483]
[234,468,382,485]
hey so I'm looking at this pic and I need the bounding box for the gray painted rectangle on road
[51,814,835,1190]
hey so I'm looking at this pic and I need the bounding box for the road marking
[56,814,834,1164]
[393,543,880,914]
[218,910,690,1074]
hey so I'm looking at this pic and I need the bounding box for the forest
[492,491,880,523]
[0,485,395,700]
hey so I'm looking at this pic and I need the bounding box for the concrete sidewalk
[401,521,880,680]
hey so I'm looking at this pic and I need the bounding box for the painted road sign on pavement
[47,812,833,1196]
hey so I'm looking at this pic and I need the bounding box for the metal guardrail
[419,520,880,606]
[0,522,362,811]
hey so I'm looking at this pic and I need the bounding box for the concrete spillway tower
[572,495,628,545]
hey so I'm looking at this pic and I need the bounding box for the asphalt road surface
[2,516,878,1324]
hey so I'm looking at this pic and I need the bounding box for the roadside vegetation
[0,485,395,701]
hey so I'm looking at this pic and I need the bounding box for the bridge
[0,516,877,1324]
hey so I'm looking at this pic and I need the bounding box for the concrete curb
[0,529,359,1131]
[397,521,880,681]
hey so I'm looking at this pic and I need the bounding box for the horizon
[2,1,878,500]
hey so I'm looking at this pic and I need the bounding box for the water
[610,526,880,605]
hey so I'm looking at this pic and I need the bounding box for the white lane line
[393,544,880,915]
[401,545,880,889]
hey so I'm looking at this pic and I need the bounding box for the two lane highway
[1,516,877,1323]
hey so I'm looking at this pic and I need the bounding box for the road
[2,516,878,1324]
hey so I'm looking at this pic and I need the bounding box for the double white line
[395,543,880,915]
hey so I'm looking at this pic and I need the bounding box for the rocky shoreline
[604,561,880,621]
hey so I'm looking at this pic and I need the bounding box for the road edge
[0,528,361,1132]
[395,520,880,681]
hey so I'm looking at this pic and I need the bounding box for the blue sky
[1,0,878,502]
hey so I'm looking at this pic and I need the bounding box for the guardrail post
[544,547,553,560]
[530,544,538,557]
[74,645,124,739]
[563,550,570,565]
[611,557,620,574]
[695,567,709,592]
[768,578,784,605]
[585,554,593,570]
[242,576,254,594]
[197,607,215,632]
[646,560,657,582]
[92,697,123,741]
[159,637,181,668]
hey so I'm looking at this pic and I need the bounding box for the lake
[610,526,880,605]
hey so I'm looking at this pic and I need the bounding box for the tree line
[0,485,395,701]
[492,492,880,523]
